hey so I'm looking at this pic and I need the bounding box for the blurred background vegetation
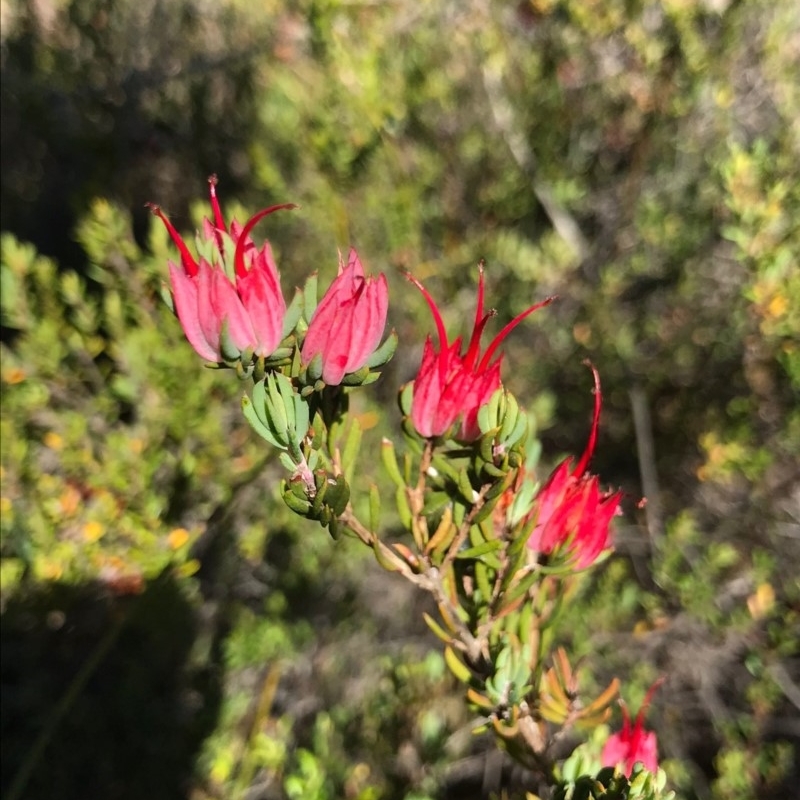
[1,0,798,798]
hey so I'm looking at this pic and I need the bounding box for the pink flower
[526,364,621,568]
[148,176,295,362]
[301,248,389,385]
[407,264,553,441]
[602,679,664,776]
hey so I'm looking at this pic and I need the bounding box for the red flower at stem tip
[601,678,664,777]
[301,248,389,385]
[147,176,296,363]
[526,362,622,568]
[407,263,555,441]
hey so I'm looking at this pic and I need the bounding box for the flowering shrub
[144,179,674,797]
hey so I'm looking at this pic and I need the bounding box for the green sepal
[340,365,371,386]
[364,329,398,369]
[306,351,324,383]
[358,371,381,386]
[159,282,175,313]
[282,287,304,339]
[219,319,242,362]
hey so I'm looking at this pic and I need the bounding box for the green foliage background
[1,1,798,799]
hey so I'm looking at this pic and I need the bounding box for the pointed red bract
[301,248,389,385]
[149,177,294,362]
[526,364,622,568]
[601,679,663,776]
[408,264,554,441]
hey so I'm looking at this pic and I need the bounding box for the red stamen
[478,296,557,371]
[207,175,227,233]
[464,309,497,368]
[574,361,601,477]
[406,273,450,351]
[233,203,297,279]
[467,261,487,355]
[635,677,666,728]
[145,202,199,277]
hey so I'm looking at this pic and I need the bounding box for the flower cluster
[149,177,389,385]
[152,178,663,796]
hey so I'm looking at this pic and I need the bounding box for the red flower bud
[526,363,622,568]
[407,263,554,441]
[301,248,389,385]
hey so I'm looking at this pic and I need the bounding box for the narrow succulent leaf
[456,540,502,560]
[251,379,270,428]
[480,429,500,463]
[242,394,285,450]
[381,438,405,488]
[444,646,472,684]
[279,452,297,472]
[425,507,456,556]
[395,486,412,529]
[503,411,529,448]
[310,474,328,516]
[368,484,381,533]
[580,677,620,716]
[475,560,493,603]
[422,612,453,645]
[466,688,496,712]
[281,488,312,516]
[497,569,539,613]
[373,542,402,572]
[456,469,477,505]
[341,418,362,484]
[499,391,520,440]
[472,495,501,525]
